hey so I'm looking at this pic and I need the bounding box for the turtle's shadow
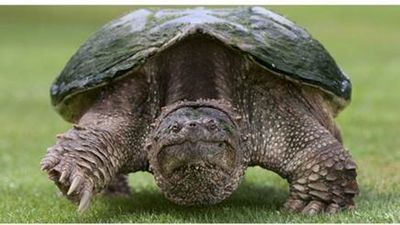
[98,180,288,222]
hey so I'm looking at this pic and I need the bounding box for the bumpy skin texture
[147,100,248,205]
[234,67,358,214]
[42,35,358,214]
[41,76,150,212]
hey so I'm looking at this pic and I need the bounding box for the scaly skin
[42,36,358,214]
[41,76,150,213]
[252,113,357,214]
[235,68,359,214]
[147,99,248,205]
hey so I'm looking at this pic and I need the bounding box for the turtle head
[147,100,247,205]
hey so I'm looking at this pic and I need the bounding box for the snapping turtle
[41,7,358,214]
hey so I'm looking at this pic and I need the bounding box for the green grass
[0,6,399,223]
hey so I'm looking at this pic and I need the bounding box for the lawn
[0,6,399,223]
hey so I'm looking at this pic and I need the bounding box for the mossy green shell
[51,7,351,120]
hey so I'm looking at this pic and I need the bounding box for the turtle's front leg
[41,76,149,213]
[253,118,359,214]
[41,123,127,212]
[282,131,359,214]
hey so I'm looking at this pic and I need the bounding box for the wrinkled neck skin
[147,100,249,205]
[143,35,251,205]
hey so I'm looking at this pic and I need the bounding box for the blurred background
[0,6,399,222]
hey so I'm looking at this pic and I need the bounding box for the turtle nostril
[189,122,197,127]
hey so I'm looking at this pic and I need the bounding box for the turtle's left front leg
[253,117,359,214]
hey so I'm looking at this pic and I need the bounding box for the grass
[0,6,399,223]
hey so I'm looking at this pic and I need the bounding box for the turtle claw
[68,176,83,195]
[59,171,68,183]
[284,198,330,215]
[56,168,94,212]
[283,199,306,213]
[326,203,340,214]
[301,200,326,215]
[78,189,93,213]
[40,154,60,172]
[283,190,357,215]
[41,164,50,171]
[41,145,96,213]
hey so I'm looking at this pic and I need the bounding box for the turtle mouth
[157,140,237,178]
[148,100,245,205]
[162,160,237,206]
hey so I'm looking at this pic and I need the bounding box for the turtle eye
[208,119,218,130]
[171,122,181,133]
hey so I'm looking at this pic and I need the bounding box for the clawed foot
[283,154,358,215]
[284,197,355,215]
[41,146,95,213]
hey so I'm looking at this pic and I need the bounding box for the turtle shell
[52,7,351,122]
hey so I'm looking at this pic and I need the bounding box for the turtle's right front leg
[41,76,149,213]
[41,123,127,212]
